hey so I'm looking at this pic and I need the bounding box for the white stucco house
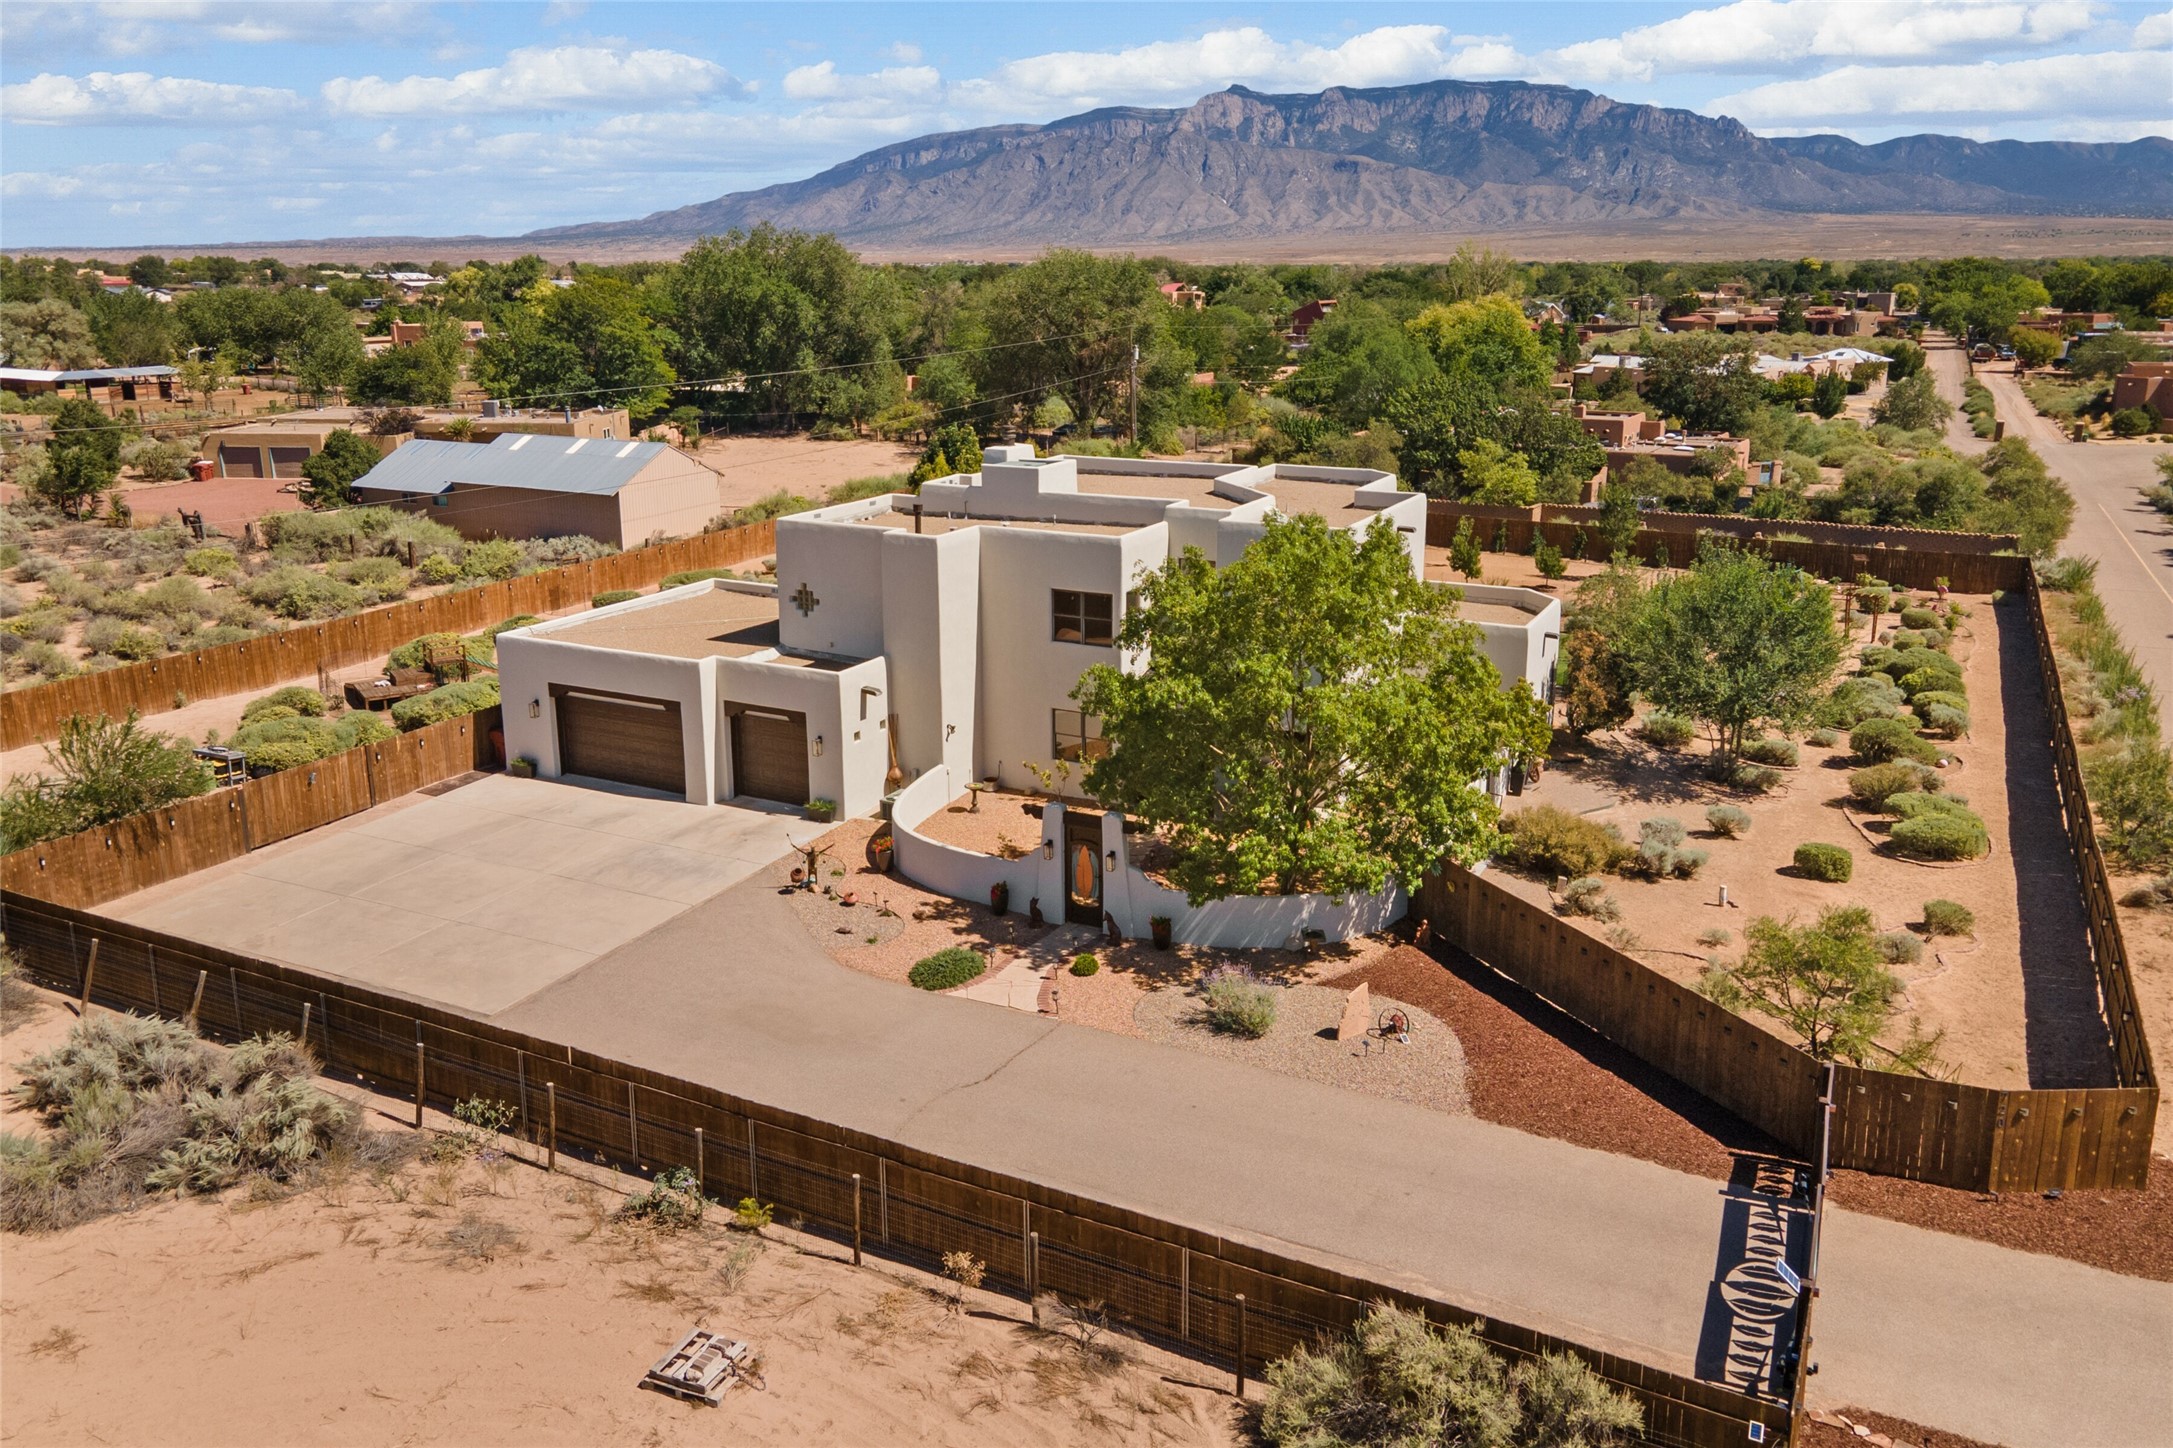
[496,447,1560,941]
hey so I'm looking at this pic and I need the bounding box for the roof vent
[566,438,590,454]
[507,434,532,450]
[616,441,641,458]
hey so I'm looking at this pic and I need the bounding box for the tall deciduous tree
[1870,373,1953,433]
[1406,294,1553,393]
[1627,543,1841,757]
[1,299,98,369]
[476,274,676,421]
[1074,515,1549,902]
[1641,334,1767,435]
[969,249,1168,437]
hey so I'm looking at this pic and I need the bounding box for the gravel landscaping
[1132,982,1471,1116]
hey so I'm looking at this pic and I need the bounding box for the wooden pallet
[639,1329,753,1406]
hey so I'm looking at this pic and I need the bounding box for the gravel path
[1132,983,1471,1116]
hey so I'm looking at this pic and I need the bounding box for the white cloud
[2136,8,2173,46]
[0,2,432,60]
[0,70,302,125]
[1541,0,2102,86]
[1711,50,2172,129]
[782,60,941,104]
[885,41,924,65]
[323,44,748,117]
[1,172,85,199]
[542,1,589,25]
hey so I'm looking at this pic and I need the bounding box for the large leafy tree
[351,314,463,406]
[34,397,123,516]
[1074,515,1549,902]
[1406,294,1553,392]
[1,299,98,368]
[1641,334,1767,434]
[86,289,179,366]
[1626,543,1841,757]
[1870,373,1951,433]
[298,429,384,507]
[476,274,676,420]
[968,249,1170,437]
[1281,302,1440,429]
[1386,372,1601,500]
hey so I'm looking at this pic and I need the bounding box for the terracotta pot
[790,867,806,886]
[1150,918,1172,950]
[840,891,858,907]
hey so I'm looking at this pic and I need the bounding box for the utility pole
[1128,344,1139,443]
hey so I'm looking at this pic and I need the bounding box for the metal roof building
[351,433,722,547]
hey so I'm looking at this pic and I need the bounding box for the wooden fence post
[852,1173,863,1266]
[1027,1230,1038,1299]
[414,1041,426,1129]
[1234,1293,1247,1397]
[1180,1248,1191,1342]
[147,943,161,1014]
[1020,1199,1031,1290]
[546,1082,558,1173]
[185,969,208,1029]
[75,938,100,1016]
[695,1126,706,1198]
[747,1121,758,1199]
[627,1080,638,1166]
[298,1000,311,1051]
[878,1158,889,1242]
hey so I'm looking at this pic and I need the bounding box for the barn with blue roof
[351,431,722,546]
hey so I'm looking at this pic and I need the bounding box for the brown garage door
[217,444,262,478]
[269,446,312,479]
[731,707,808,804]
[553,686,685,795]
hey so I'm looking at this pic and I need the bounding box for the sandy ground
[0,990,1242,1448]
[1493,589,2099,1089]
[693,434,918,517]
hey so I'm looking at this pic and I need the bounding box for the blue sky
[3,0,2169,248]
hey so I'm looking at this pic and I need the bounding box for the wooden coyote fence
[0,708,500,908]
[0,520,777,752]
[0,893,1793,1448]
[1423,502,2030,595]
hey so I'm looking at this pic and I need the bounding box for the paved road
[495,877,2173,1448]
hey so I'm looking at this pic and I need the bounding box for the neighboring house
[499,447,1554,816]
[350,432,720,545]
[0,365,176,403]
[1801,306,1877,337]
[1159,282,1206,310]
[198,404,634,477]
[1571,353,1646,385]
[2111,362,2173,414]
[1285,299,1337,348]
[1751,347,1889,380]
[1572,405,1752,482]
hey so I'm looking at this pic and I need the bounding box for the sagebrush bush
[1885,790,1973,822]
[1819,674,1906,727]
[1898,606,1941,631]
[1849,761,1938,807]
[1714,759,1783,792]
[243,565,363,620]
[1739,737,1798,768]
[460,539,524,581]
[908,946,985,991]
[1706,804,1752,838]
[1851,717,1940,765]
[1807,728,1840,748]
[1890,812,1990,860]
[1909,689,1969,718]
[416,553,459,584]
[1631,817,1706,880]
[183,547,239,580]
[1200,967,1277,1039]
[1921,704,1970,739]
[1877,930,1924,965]
[83,617,163,661]
[660,567,739,589]
[1897,665,1963,700]
[1922,899,1975,936]
[1794,843,1854,881]
[1637,711,1696,750]
[140,576,215,622]
[390,679,500,730]
[228,712,394,772]
[242,686,329,721]
[616,1166,707,1229]
[1558,876,1620,921]
[1498,804,1628,878]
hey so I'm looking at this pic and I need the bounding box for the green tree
[1,299,98,368]
[1871,373,1952,433]
[1701,906,1940,1069]
[1406,294,1553,392]
[1074,515,1548,902]
[1642,334,1766,434]
[1975,437,2073,556]
[297,429,384,507]
[287,293,365,400]
[1810,369,1848,419]
[1596,481,1641,559]
[1282,302,1440,429]
[477,274,677,420]
[1384,373,1600,499]
[1626,544,1840,757]
[0,711,213,851]
[1457,438,1539,506]
[126,254,172,288]
[1261,1300,1642,1448]
[34,397,123,516]
[2067,332,2161,381]
[2008,328,2061,370]
[351,315,463,406]
[1449,517,1483,578]
[970,249,1170,439]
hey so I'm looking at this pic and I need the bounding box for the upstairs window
[1052,589,1114,646]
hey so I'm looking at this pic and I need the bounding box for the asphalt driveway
[104,775,806,1014]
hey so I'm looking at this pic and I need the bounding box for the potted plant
[507,755,536,779]
[1149,915,1173,950]
[868,827,895,873]
[1935,576,1950,600]
[805,798,837,823]
[990,880,1010,917]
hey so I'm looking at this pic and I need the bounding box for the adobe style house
[350,432,720,545]
[1159,282,1206,310]
[1572,405,1753,483]
[497,448,1559,816]
[2111,362,2173,414]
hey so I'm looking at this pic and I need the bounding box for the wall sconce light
[1043,839,1055,861]
[1105,850,1118,873]
[529,698,541,718]
[812,734,825,757]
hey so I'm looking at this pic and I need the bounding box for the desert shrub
[2119,878,2173,908]
[1200,966,1277,1039]
[1897,665,1963,700]
[1739,737,1798,768]
[1921,704,1970,739]
[140,576,215,622]
[480,614,539,640]
[1898,606,1941,631]
[459,538,523,581]
[1819,674,1906,727]
[1887,627,1947,652]
[1498,805,1628,878]
[1636,711,1696,750]
[416,553,459,584]
[592,589,641,608]
[228,712,393,772]
[1630,817,1707,879]
[1848,761,1937,808]
[2037,556,2098,593]
[617,1166,707,1229]
[1850,717,1939,765]
[660,567,738,589]
[242,565,362,620]
[1069,953,1099,977]
[241,686,329,721]
[1922,899,1975,936]
[1706,804,1752,838]
[522,534,615,568]
[1794,843,1854,882]
[332,554,410,593]
[82,617,163,661]
[1260,1301,1642,1448]
[1877,930,1924,965]
[122,438,194,481]
[1889,812,1990,860]
[183,547,240,580]
[2111,407,2158,438]
[1909,689,1969,718]
[390,679,500,730]
[1807,728,1839,748]
[1878,646,1958,684]
[1713,759,1784,792]
[1885,790,1973,822]
[908,946,985,991]
[14,641,75,678]
[1558,876,1621,920]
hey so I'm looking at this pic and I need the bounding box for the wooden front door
[729,707,809,804]
[1064,811,1103,926]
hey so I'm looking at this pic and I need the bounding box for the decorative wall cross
[791,582,821,617]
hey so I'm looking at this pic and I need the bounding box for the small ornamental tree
[1626,543,1841,758]
[1449,517,1482,579]
[1811,369,1848,419]
[0,710,212,851]
[1596,481,1640,560]
[35,398,123,517]
[1700,905,1941,1071]
[1075,515,1550,903]
[297,429,383,508]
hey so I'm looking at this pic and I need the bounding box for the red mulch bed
[1328,946,2173,1283]
[1802,1406,2005,1448]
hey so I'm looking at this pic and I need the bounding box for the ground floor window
[1052,708,1109,763]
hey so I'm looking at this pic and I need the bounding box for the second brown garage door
[553,686,686,796]
[730,707,808,804]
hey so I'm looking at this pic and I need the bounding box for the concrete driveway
[105,775,806,1014]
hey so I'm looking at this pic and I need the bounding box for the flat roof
[548,588,784,660]
[1071,470,1241,510]
[1457,599,1545,626]
[1256,477,1395,525]
[849,507,1136,536]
